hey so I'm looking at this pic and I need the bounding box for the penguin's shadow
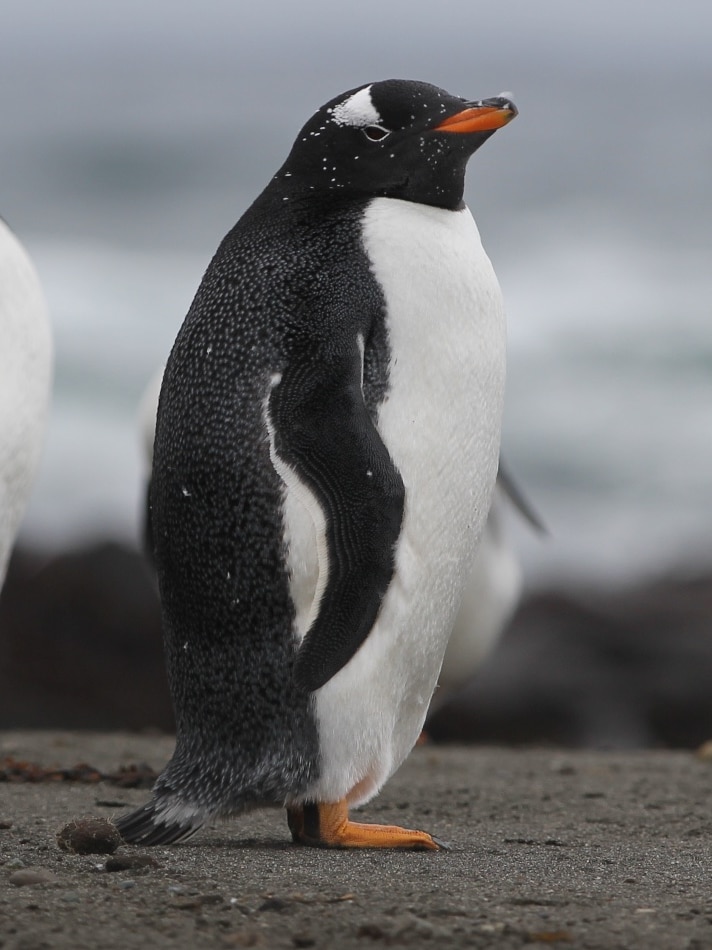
[176,834,457,856]
[182,835,294,852]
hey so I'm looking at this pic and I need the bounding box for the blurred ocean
[2,1,711,587]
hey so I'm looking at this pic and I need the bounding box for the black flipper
[268,349,404,694]
[142,478,155,568]
[497,461,548,535]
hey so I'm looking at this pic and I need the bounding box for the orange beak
[434,98,517,134]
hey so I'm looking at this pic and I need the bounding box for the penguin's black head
[272,79,517,211]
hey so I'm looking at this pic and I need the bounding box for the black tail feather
[115,798,205,846]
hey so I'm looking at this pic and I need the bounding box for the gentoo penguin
[0,219,52,592]
[117,80,517,851]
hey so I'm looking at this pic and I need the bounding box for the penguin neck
[241,182,362,227]
[253,168,469,215]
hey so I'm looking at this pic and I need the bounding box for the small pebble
[695,739,712,761]
[6,857,25,869]
[258,897,291,913]
[222,932,263,948]
[292,935,316,948]
[357,923,386,940]
[56,818,122,855]
[118,879,137,890]
[9,868,59,887]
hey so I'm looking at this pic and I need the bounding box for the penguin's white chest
[0,221,52,590]
[299,197,506,805]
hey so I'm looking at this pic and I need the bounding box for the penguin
[428,466,546,718]
[0,218,52,592]
[117,79,517,851]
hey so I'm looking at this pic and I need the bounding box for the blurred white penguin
[428,467,545,717]
[0,218,52,592]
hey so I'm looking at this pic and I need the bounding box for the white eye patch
[328,85,382,128]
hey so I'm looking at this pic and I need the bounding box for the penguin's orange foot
[286,800,448,851]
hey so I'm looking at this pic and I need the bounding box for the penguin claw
[430,835,452,851]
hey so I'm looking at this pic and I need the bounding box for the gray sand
[1,731,711,949]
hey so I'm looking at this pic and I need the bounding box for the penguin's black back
[147,192,390,818]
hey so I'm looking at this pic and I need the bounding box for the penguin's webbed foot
[286,800,447,851]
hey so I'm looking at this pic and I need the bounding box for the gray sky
[4,0,711,64]
[6,0,711,573]
[1,0,710,253]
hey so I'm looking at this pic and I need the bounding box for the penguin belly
[283,197,506,807]
[0,220,52,589]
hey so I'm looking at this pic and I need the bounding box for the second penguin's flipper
[268,350,405,694]
[496,461,548,535]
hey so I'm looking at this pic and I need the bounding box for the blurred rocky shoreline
[1,541,711,748]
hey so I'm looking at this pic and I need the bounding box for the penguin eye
[362,125,391,142]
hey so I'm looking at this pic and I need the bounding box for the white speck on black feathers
[117,78,514,843]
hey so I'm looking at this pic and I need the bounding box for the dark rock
[0,757,103,783]
[258,897,291,913]
[56,818,122,854]
[0,543,172,730]
[105,762,160,788]
[2,540,712,749]
[356,923,387,940]
[428,571,712,748]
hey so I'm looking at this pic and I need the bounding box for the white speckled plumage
[0,219,52,590]
[328,85,380,128]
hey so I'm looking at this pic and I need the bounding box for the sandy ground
[1,732,711,949]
